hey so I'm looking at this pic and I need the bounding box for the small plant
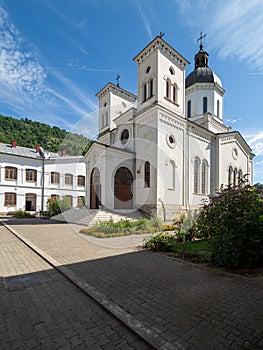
[13,210,35,218]
[144,233,175,251]
[173,211,198,241]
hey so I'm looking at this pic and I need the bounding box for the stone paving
[0,223,152,349]
[1,218,263,349]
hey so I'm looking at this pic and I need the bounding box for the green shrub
[46,196,71,217]
[193,179,263,268]
[144,233,175,251]
[13,210,35,218]
[174,211,198,241]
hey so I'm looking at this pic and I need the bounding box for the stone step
[51,207,145,227]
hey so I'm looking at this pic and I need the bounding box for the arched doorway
[114,167,133,209]
[90,167,101,209]
[25,193,37,211]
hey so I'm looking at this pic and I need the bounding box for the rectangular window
[77,175,85,187]
[65,195,73,207]
[51,172,60,184]
[4,193,16,206]
[77,196,85,207]
[51,194,59,201]
[5,166,17,180]
[65,174,73,185]
[26,169,37,182]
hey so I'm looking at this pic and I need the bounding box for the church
[85,34,254,221]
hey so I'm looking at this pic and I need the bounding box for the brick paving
[2,218,263,349]
[0,223,152,350]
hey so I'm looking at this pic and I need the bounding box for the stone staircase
[51,207,146,227]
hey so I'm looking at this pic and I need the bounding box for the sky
[0,0,262,183]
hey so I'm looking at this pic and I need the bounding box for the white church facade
[85,35,254,221]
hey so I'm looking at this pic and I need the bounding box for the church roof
[133,35,190,68]
[186,67,222,88]
[185,40,222,89]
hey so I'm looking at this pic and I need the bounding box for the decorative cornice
[133,36,190,68]
[96,82,137,101]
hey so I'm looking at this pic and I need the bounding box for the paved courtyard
[1,217,263,349]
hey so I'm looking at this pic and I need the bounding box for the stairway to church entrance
[114,167,133,209]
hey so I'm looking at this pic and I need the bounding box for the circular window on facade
[121,129,129,144]
[146,66,151,74]
[166,134,176,148]
[232,147,238,159]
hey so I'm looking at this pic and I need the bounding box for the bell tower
[133,35,189,117]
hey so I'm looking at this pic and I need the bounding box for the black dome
[186,67,214,88]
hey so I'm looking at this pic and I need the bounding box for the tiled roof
[0,143,57,159]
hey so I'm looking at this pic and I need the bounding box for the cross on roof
[116,74,120,87]
[197,32,206,49]
[159,31,165,38]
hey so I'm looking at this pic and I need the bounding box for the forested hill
[0,114,93,156]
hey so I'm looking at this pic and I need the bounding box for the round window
[146,66,151,74]
[121,129,129,144]
[166,134,176,148]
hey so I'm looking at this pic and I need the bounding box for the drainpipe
[41,158,45,216]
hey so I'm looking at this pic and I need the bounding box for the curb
[2,222,184,350]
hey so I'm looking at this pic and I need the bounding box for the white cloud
[174,0,263,72]
[226,118,242,124]
[245,131,263,156]
[0,5,97,133]
[0,7,46,95]
[134,0,153,39]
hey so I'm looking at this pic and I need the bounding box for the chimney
[36,144,40,153]
[60,149,66,156]
[11,139,17,148]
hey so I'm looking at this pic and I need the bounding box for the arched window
[172,83,178,104]
[144,161,150,187]
[194,159,200,194]
[228,166,233,186]
[168,160,175,190]
[166,79,171,99]
[187,100,191,118]
[217,100,220,118]
[143,83,147,102]
[238,169,242,184]
[233,168,237,186]
[149,78,153,98]
[201,161,208,194]
[203,97,207,114]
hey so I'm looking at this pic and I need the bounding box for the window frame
[4,192,16,206]
[65,173,73,186]
[26,169,37,182]
[203,97,208,114]
[5,166,17,180]
[77,175,85,187]
[144,161,150,188]
[51,172,60,184]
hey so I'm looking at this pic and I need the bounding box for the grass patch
[80,217,162,238]
[171,240,209,254]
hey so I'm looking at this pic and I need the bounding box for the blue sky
[0,0,262,183]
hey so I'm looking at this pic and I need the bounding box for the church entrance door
[114,167,133,209]
[90,167,101,209]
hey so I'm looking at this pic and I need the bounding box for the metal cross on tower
[116,74,120,87]
[197,32,206,50]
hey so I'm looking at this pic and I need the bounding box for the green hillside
[0,114,93,156]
